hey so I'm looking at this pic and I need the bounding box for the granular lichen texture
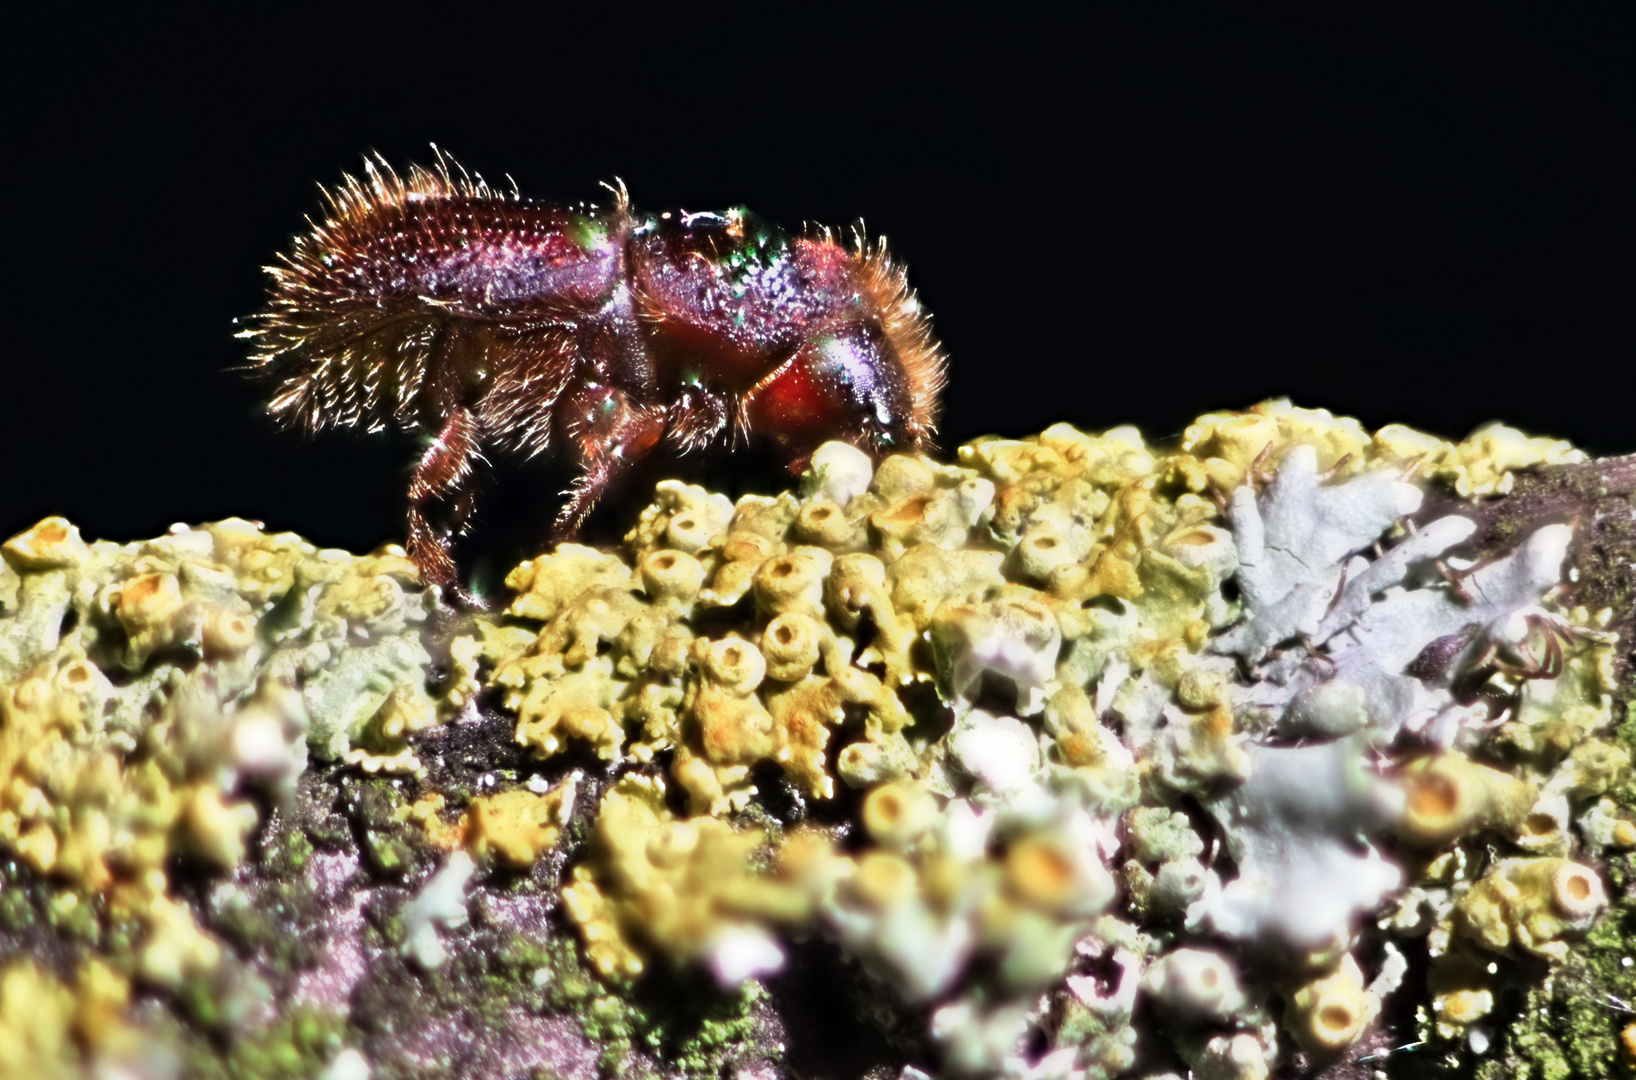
[3,399,1635,1080]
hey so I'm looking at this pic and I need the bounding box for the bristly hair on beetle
[242,148,947,601]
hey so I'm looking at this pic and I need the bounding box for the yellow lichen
[504,543,634,622]
[470,406,1350,817]
[466,778,577,867]
[1454,856,1607,962]
[0,398,1615,1077]
[505,660,627,761]
[0,515,447,1027]
[1393,751,1538,848]
[405,792,466,851]
[138,890,223,989]
[1180,401,1374,489]
[345,681,440,774]
[180,786,260,869]
[1497,632,1620,762]
[820,796,1118,1002]
[1174,398,1583,500]
[561,775,830,981]
[1431,423,1585,498]
[1434,987,1495,1034]
[625,479,737,558]
[2,516,91,570]
[0,960,83,1079]
[1286,955,1377,1053]
[861,779,939,848]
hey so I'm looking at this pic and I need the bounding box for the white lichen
[1190,735,1405,958]
[401,850,476,970]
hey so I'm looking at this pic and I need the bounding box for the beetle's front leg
[406,405,487,601]
[552,382,666,538]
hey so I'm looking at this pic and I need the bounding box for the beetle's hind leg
[406,405,487,602]
[551,384,667,539]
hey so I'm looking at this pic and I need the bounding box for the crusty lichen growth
[465,775,579,868]
[561,774,830,984]
[2,401,1629,1080]
[458,400,1625,1078]
[1178,397,1585,497]
[0,959,142,1078]
[0,515,446,1075]
[0,518,442,880]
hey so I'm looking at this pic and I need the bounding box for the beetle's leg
[661,385,733,457]
[406,405,486,600]
[552,383,666,539]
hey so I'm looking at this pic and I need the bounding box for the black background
[3,3,1629,560]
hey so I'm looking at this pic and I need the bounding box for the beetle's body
[246,153,945,594]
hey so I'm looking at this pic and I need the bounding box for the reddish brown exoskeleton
[244,152,945,598]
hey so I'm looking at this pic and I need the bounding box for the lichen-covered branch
[2,400,1634,1080]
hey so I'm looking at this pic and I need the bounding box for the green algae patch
[535,935,777,1079]
[181,1006,350,1080]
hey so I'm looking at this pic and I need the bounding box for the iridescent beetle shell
[244,151,946,597]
